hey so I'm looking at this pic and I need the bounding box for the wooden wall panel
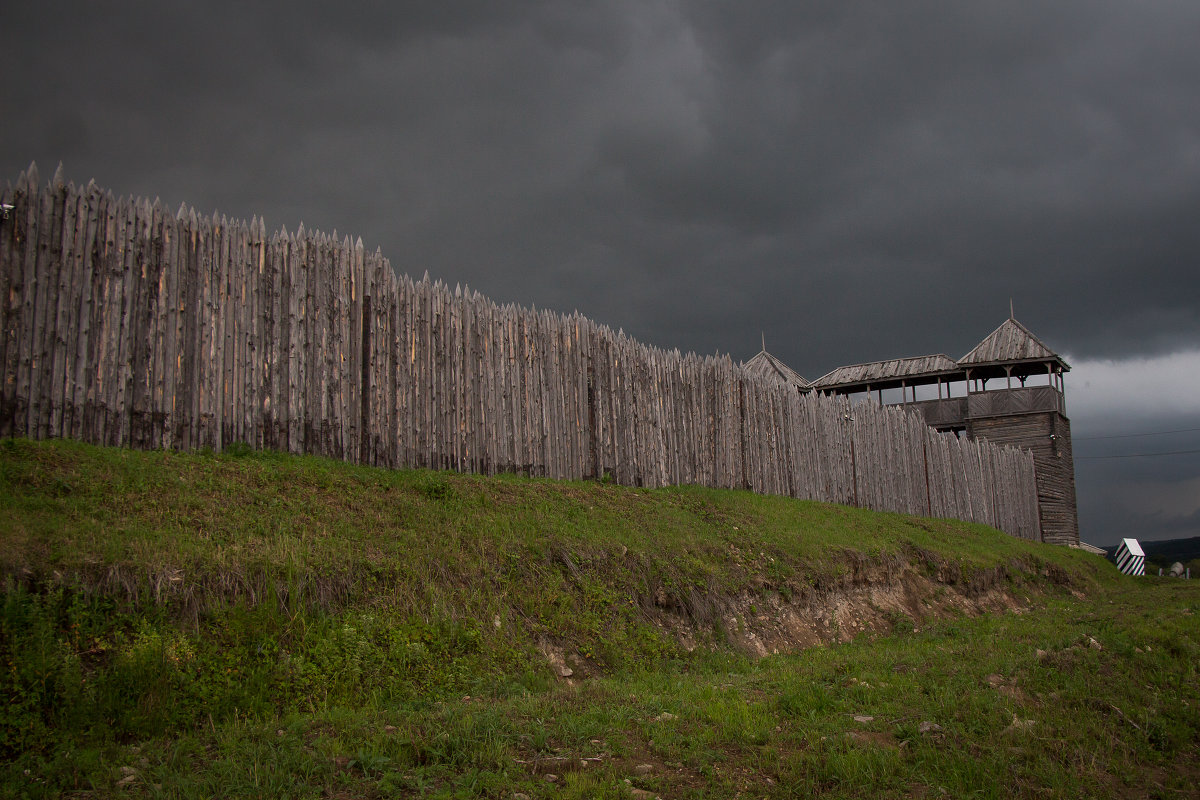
[0,169,1044,541]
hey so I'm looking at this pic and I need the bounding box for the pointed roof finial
[1009,298,1014,319]
[761,331,766,353]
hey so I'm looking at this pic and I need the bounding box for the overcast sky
[4,1,1198,547]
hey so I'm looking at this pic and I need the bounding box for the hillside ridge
[1,437,1096,660]
[5,438,1199,799]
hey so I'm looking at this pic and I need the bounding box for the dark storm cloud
[4,1,1200,544]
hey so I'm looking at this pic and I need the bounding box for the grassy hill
[2,438,1198,799]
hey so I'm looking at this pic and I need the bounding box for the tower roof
[958,317,1070,372]
[742,350,809,391]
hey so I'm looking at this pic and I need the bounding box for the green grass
[0,437,1097,609]
[2,438,1197,799]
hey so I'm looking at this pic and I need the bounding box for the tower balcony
[907,385,1065,429]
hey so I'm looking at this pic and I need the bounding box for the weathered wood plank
[32,168,64,440]
[0,176,23,436]
[20,169,49,439]
[0,179,16,435]
[48,181,79,439]
[214,215,231,450]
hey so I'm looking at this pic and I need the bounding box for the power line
[1076,448,1200,460]
[1075,426,1200,441]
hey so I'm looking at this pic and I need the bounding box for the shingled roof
[810,354,960,390]
[742,350,809,391]
[959,317,1069,371]
[757,317,1067,394]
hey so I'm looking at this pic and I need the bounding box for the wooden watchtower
[803,317,1079,546]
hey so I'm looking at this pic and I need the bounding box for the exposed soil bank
[547,549,1086,680]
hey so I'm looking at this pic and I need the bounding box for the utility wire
[1076,448,1200,460]
[1075,426,1200,441]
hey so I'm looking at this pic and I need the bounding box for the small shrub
[417,476,455,502]
[349,748,392,776]
[777,683,834,717]
[223,441,255,458]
